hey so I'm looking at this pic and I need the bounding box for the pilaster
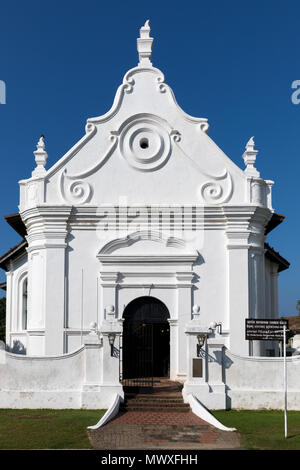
[224,206,271,356]
[168,318,178,381]
[21,205,72,355]
[225,229,250,356]
[81,328,103,408]
[182,310,211,402]
[175,272,194,380]
[98,312,123,399]
[206,342,226,408]
[99,272,119,323]
[249,248,265,355]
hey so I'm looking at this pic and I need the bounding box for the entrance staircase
[121,378,190,413]
[88,377,241,449]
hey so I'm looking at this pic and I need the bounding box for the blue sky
[0,0,299,315]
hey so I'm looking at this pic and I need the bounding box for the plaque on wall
[192,358,203,378]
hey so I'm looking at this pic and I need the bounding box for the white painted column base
[183,382,227,410]
[182,381,210,399]
[81,384,124,409]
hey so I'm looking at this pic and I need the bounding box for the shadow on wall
[222,350,234,409]
[197,346,234,410]
[8,340,26,355]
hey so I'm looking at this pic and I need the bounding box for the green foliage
[0,297,5,342]
[297,300,300,316]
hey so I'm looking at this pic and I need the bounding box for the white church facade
[0,22,297,411]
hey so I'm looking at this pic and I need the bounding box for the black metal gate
[120,297,170,390]
[121,321,154,388]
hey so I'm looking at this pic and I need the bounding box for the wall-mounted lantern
[197,333,207,348]
[108,332,116,356]
[209,321,223,335]
[108,333,116,346]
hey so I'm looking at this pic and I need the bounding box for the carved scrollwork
[170,130,181,142]
[85,122,96,134]
[122,75,135,94]
[59,132,118,205]
[199,121,209,133]
[201,181,223,201]
[122,67,167,95]
[170,136,233,204]
[157,75,167,93]
[60,171,92,205]
[199,170,233,204]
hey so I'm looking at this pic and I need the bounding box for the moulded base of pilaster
[182,381,227,410]
[81,384,124,409]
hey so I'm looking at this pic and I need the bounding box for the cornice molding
[98,254,198,266]
[26,243,68,254]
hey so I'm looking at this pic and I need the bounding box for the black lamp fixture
[197,333,207,348]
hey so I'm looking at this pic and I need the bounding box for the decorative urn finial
[32,135,48,177]
[137,20,154,67]
[89,322,98,335]
[242,136,260,177]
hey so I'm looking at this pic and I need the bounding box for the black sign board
[245,319,288,341]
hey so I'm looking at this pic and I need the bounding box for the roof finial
[137,20,153,67]
[242,136,260,177]
[32,135,48,177]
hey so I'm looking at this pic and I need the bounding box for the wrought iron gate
[121,321,154,388]
[120,297,170,389]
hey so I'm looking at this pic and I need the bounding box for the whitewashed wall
[225,350,300,410]
[186,348,300,410]
[0,347,84,408]
[0,332,123,409]
[1,344,300,410]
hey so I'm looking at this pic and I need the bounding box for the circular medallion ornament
[119,115,171,171]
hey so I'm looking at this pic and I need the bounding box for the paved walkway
[87,380,241,450]
[88,411,240,449]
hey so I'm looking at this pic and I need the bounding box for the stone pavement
[88,411,240,449]
[87,379,241,450]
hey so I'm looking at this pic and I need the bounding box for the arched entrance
[122,296,170,388]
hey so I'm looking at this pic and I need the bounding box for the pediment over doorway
[98,230,194,254]
[97,230,199,267]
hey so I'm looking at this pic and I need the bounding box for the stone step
[120,406,190,413]
[125,394,182,399]
[122,381,189,413]
[124,401,189,407]
[124,397,183,403]
[121,401,190,411]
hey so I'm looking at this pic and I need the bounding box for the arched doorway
[122,296,170,388]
